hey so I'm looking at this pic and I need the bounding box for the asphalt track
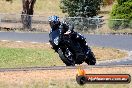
[0,32,132,50]
[0,31,132,71]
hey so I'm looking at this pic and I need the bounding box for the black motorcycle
[49,29,96,66]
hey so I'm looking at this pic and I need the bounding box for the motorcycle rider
[48,15,61,52]
[48,15,90,54]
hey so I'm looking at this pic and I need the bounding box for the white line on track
[46,43,50,45]
[0,40,42,44]
[0,40,9,42]
[15,41,23,43]
[30,42,39,44]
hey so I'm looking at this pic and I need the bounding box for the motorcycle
[49,29,96,66]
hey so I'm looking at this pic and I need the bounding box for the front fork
[85,43,91,55]
[76,33,91,56]
[64,48,75,65]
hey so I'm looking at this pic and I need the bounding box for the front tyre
[85,51,96,65]
[57,48,75,66]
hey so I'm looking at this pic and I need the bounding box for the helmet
[48,16,60,30]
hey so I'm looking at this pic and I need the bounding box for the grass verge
[0,0,64,17]
[0,47,63,68]
[0,41,128,68]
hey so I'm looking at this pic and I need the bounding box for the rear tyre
[57,49,75,66]
[85,51,96,65]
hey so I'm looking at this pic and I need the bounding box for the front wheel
[57,48,75,66]
[85,51,96,65]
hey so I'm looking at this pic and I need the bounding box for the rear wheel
[85,51,96,65]
[57,48,75,66]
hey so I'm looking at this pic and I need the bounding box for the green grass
[0,40,128,68]
[0,47,63,68]
[0,45,127,68]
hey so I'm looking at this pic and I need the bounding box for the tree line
[4,0,132,30]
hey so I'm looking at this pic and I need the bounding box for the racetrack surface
[0,32,132,51]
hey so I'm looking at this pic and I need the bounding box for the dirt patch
[0,23,50,32]
[0,41,51,50]
[0,66,131,87]
[92,47,128,60]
